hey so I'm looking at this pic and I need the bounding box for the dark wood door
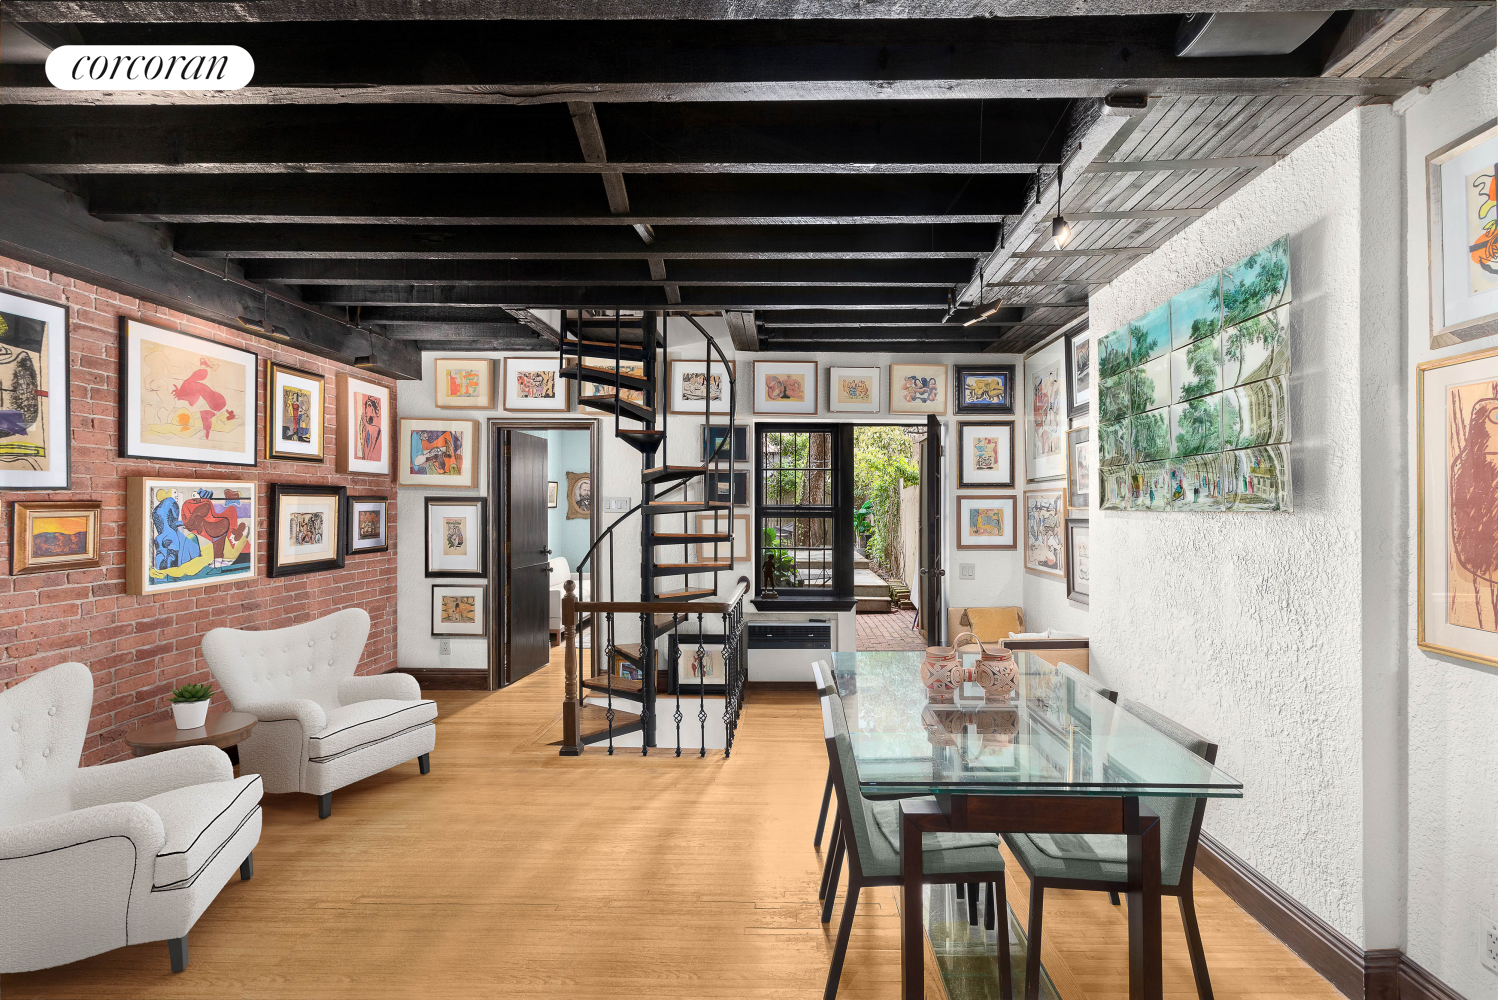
[920,414,945,645]
[505,429,551,684]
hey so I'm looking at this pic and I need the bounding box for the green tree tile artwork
[1170,273,1222,350]
[1132,460,1171,511]
[1100,466,1131,511]
[1131,408,1170,463]
[1170,392,1223,458]
[1129,302,1170,365]
[1221,444,1291,511]
[1166,452,1227,511]
[1222,236,1291,325]
[1099,327,1132,379]
[1099,371,1132,423]
[1135,354,1171,412]
[1222,375,1290,449]
[1098,419,1131,467]
[1223,303,1291,387]
[1170,334,1222,403]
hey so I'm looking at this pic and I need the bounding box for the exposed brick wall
[0,255,399,765]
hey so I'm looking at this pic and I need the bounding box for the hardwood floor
[3,650,1343,1000]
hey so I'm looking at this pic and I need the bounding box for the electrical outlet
[959,563,975,580]
[439,640,451,656]
[1481,920,1498,974]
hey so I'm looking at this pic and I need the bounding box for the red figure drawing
[182,487,247,563]
[1448,381,1498,632]
[172,364,229,440]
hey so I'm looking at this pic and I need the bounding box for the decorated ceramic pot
[920,645,960,702]
[950,633,1018,703]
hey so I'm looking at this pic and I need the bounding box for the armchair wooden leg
[819,816,842,901]
[240,852,253,880]
[1024,884,1045,1000]
[956,882,965,899]
[1179,890,1215,1000]
[1109,890,1121,906]
[318,793,332,819]
[968,882,980,925]
[168,934,188,973]
[994,878,1014,1000]
[418,753,431,775]
[821,834,846,924]
[813,767,834,847]
[823,879,861,1000]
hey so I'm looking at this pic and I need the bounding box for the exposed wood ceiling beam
[761,326,1021,340]
[299,285,954,309]
[1010,245,1155,258]
[1081,155,1281,173]
[372,324,551,342]
[723,311,759,352]
[765,339,1035,352]
[240,258,978,286]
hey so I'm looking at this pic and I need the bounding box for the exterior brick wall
[0,255,399,765]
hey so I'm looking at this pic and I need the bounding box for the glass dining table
[829,650,1243,1000]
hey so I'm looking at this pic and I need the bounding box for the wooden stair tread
[654,587,716,599]
[655,562,732,570]
[577,705,643,741]
[610,642,643,662]
[581,675,643,695]
[652,532,731,542]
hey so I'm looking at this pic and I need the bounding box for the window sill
[750,597,857,613]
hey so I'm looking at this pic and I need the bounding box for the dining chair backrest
[1122,700,1218,885]
[1059,661,1117,703]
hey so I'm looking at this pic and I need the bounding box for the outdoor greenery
[170,683,213,704]
[760,526,799,587]
[853,426,920,579]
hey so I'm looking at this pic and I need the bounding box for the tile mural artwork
[1100,235,1294,512]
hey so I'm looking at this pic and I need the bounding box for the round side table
[125,711,258,765]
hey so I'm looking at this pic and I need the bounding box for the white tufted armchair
[0,662,261,974]
[201,608,436,819]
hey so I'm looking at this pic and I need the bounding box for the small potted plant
[169,683,214,730]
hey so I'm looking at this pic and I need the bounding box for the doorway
[489,419,600,689]
[850,422,931,652]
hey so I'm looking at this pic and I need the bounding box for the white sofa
[201,608,436,820]
[548,556,591,634]
[0,662,261,974]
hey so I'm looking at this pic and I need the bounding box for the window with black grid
[755,425,850,599]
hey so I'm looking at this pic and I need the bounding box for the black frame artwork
[424,495,488,578]
[953,364,1017,415]
[268,483,347,577]
[344,495,390,555]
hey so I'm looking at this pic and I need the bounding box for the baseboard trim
[745,681,819,692]
[389,667,489,691]
[1196,833,1465,1000]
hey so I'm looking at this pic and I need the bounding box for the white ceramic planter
[172,700,210,730]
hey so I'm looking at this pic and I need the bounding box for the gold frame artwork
[335,373,391,476]
[11,500,103,575]
[265,360,326,462]
[433,357,495,409]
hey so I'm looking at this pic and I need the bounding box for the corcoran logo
[45,45,254,90]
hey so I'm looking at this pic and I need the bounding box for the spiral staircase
[555,310,750,758]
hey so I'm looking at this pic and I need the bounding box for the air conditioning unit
[747,621,832,683]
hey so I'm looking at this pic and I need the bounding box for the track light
[962,299,1004,327]
[1051,162,1071,249]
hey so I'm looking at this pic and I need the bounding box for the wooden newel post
[559,580,583,756]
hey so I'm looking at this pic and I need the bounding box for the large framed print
[1417,344,1498,668]
[955,494,1017,550]
[889,363,948,415]
[956,420,1015,489]
[953,364,1015,415]
[1023,488,1066,577]
[125,477,256,596]
[433,357,495,409]
[433,584,487,637]
[1065,325,1092,419]
[670,359,735,415]
[753,361,817,415]
[1025,338,1067,482]
[694,512,750,561]
[119,318,254,470]
[269,483,346,577]
[265,361,325,462]
[12,500,102,576]
[345,496,389,555]
[828,367,881,413]
[503,356,568,412]
[399,417,478,488]
[1067,425,1091,511]
[1428,121,1498,348]
[0,290,68,489]
[335,373,391,476]
[425,496,486,578]
[1065,517,1090,605]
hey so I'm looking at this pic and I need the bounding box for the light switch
[958,563,975,580]
[604,496,633,513]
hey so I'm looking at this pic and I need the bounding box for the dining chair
[819,691,1014,1000]
[1000,700,1218,1000]
[811,660,835,849]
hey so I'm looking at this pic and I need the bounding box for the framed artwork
[345,496,389,555]
[1065,326,1092,419]
[125,477,256,596]
[566,471,591,520]
[580,358,648,406]
[1025,338,1067,482]
[1065,517,1090,605]
[676,635,727,687]
[399,417,478,489]
[669,359,735,415]
[828,366,880,413]
[1023,488,1066,577]
[1067,425,1091,511]
[119,318,255,469]
[1417,344,1498,668]
[953,364,1016,415]
[503,356,568,412]
[335,373,390,476]
[702,423,749,462]
[753,361,817,415]
[0,290,70,490]
[1428,122,1498,348]
[268,483,346,577]
[548,481,559,508]
[433,357,495,409]
[265,361,326,462]
[694,512,750,561]
[889,363,948,415]
[955,494,1017,550]
[425,496,486,578]
[432,584,487,637]
[956,421,1015,489]
[703,469,749,507]
[11,500,102,575]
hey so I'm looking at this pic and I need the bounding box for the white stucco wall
[1084,106,1406,946]
[1401,49,1498,998]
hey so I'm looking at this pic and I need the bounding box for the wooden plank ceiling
[0,3,1489,357]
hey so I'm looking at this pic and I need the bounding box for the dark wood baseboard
[745,681,819,692]
[1196,832,1462,1000]
[389,667,489,691]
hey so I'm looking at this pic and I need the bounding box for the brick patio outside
[855,609,927,651]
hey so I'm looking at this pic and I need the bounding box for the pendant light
[1050,162,1071,250]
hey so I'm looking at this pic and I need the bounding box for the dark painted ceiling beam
[241,258,977,286]
[0,101,1070,172]
[292,280,964,307]
[80,173,1029,225]
[761,326,1020,340]
[302,285,953,309]
[764,340,1023,352]
[172,222,998,259]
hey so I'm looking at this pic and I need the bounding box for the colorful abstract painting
[2,294,68,488]
[12,501,101,575]
[126,478,257,596]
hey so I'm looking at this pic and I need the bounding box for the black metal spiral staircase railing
[555,310,749,758]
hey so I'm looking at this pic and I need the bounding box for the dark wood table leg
[900,798,946,1000]
[226,744,240,766]
[1125,800,1163,1000]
